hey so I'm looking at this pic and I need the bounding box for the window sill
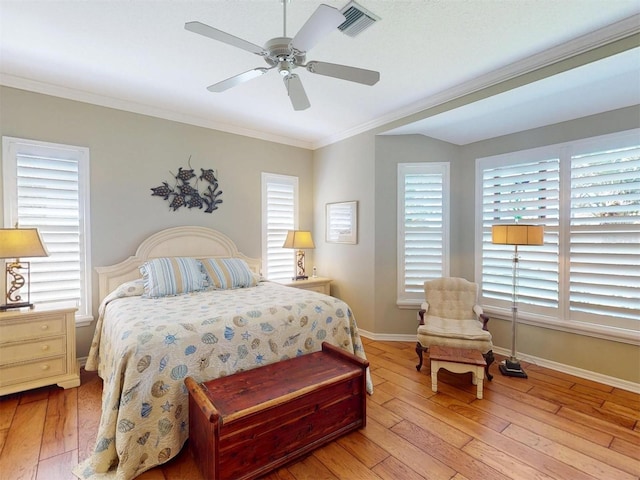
[75,314,94,327]
[484,307,640,346]
[396,299,422,310]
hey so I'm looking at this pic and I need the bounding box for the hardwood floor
[0,339,638,479]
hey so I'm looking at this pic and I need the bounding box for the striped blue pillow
[140,257,208,298]
[202,258,258,290]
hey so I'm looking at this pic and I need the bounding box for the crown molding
[313,14,640,149]
[0,74,313,150]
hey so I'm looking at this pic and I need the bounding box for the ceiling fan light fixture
[278,60,293,77]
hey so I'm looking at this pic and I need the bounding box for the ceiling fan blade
[284,74,310,111]
[207,68,269,92]
[185,21,265,56]
[306,61,380,86]
[290,4,345,53]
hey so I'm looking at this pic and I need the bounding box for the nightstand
[283,277,331,295]
[0,307,80,395]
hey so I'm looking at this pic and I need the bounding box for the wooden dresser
[186,342,368,480]
[0,307,80,395]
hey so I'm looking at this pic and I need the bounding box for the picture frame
[326,201,358,244]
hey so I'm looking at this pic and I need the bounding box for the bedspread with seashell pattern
[73,281,370,480]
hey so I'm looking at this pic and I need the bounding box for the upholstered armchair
[416,277,494,380]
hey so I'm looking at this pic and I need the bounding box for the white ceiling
[1,1,639,150]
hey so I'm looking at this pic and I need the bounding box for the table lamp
[282,230,315,280]
[0,226,49,310]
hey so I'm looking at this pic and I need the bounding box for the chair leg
[416,342,427,371]
[483,350,495,381]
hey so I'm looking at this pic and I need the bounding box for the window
[476,129,639,341]
[397,163,450,306]
[261,173,298,281]
[2,137,92,322]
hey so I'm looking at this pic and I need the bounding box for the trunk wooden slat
[185,342,369,480]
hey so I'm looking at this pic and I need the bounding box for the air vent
[338,1,380,37]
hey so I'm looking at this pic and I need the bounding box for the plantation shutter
[480,157,560,314]
[262,173,297,281]
[569,146,640,323]
[398,163,449,304]
[3,137,91,319]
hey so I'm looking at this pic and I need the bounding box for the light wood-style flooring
[0,339,638,479]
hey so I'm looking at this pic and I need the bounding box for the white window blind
[2,137,92,320]
[569,146,640,325]
[397,163,449,305]
[477,129,640,340]
[261,173,297,281]
[480,157,560,315]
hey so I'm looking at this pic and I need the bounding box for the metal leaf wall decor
[151,161,223,213]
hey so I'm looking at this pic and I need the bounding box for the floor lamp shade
[491,223,544,378]
[0,227,49,310]
[492,224,544,246]
[282,230,315,280]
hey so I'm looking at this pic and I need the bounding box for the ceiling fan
[185,2,380,111]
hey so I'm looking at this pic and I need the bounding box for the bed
[73,226,371,480]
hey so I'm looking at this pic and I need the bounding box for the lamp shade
[282,230,315,249]
[0,228,49,259]
[492,224,544,246]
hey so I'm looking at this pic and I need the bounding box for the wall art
[151,159,222,213]
[326,201,358,244]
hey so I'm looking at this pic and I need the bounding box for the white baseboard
[358,330,640,394]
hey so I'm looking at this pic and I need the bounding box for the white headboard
[95,226,261,302]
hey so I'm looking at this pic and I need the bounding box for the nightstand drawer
[0,316,65,341]
[0,356,67,387]
[282,277,331,296]
[0,336,66,364]
[305,285,329,294]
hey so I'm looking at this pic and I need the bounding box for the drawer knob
[40,324,49,330]
[41,364,50,370]
[41,345,50,351]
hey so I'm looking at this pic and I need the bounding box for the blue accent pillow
[140,257,208,298]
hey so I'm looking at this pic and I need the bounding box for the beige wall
[313,105,640,385]
[313,132,376,332]
[1,87,638,385]
[0,86,314,358]
[373,134,460,337]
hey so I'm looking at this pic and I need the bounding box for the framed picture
[326,201,358,244]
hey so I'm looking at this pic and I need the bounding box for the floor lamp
[491,223,544,378]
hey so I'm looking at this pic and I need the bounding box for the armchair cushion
[417,316,493,352]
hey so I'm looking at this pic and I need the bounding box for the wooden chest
[185,342,369,480]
